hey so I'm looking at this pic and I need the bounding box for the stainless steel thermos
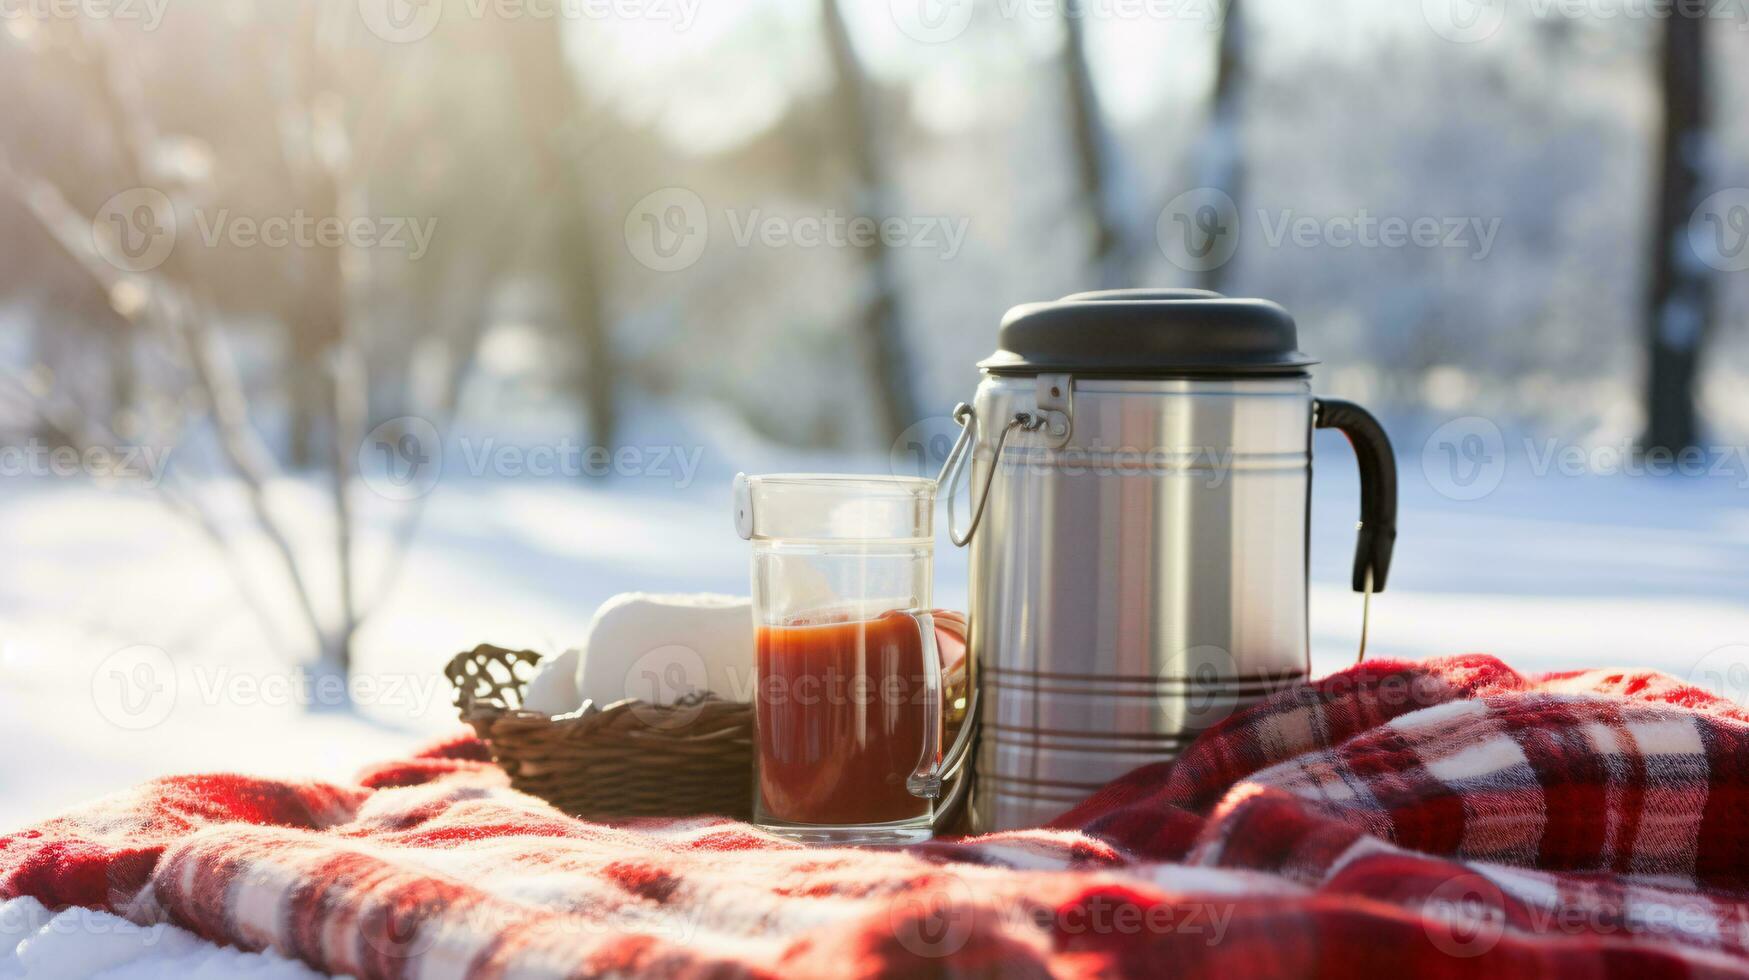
[939,290,1398,832]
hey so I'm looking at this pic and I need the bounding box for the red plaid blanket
[7,654,1749,978]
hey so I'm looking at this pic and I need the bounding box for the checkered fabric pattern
[8,654,1749,977]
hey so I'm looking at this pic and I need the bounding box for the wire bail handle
[925,403,1034,831]
[935,403,1043,548]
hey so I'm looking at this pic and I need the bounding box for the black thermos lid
[980,289,1317,377]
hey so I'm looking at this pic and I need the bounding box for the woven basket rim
[445,644,752,734]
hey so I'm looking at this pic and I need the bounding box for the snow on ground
[5,425,1748,832]
[2,420,1748,975]
[0,897,322,979]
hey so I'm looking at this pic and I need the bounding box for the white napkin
[521,647,584,715]
[511,593,758,717]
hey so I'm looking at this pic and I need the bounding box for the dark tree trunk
[1642,13,1713,455]
[1200,0,1246,295]
[1061,0,1126,289]
[822,0,917,445]
[560,204,615,455]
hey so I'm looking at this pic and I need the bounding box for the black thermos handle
[1314,399,1398,593]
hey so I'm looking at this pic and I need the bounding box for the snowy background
[8,446,1749,974]
[6,0,1749,974]
[6,408,1749,835]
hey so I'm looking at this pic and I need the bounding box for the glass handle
[905,610,944,800]
[906,611,978,806]
[902,609,944,801]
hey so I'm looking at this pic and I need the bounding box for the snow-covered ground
[0,897,321,979]
[3,420,1749,975]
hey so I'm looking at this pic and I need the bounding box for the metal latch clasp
[1033,373,1073,448]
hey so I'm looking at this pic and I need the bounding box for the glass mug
[732,473,967,845]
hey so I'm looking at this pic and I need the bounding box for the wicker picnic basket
[445,644,755,820]
[447,639,972,825]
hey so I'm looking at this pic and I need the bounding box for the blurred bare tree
[0,3,620,691]
[1198,0,1247,295]
[821,0,918,444]
[1060,0,1130,289]
[0,11,377,684]
[502,17,617,452]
